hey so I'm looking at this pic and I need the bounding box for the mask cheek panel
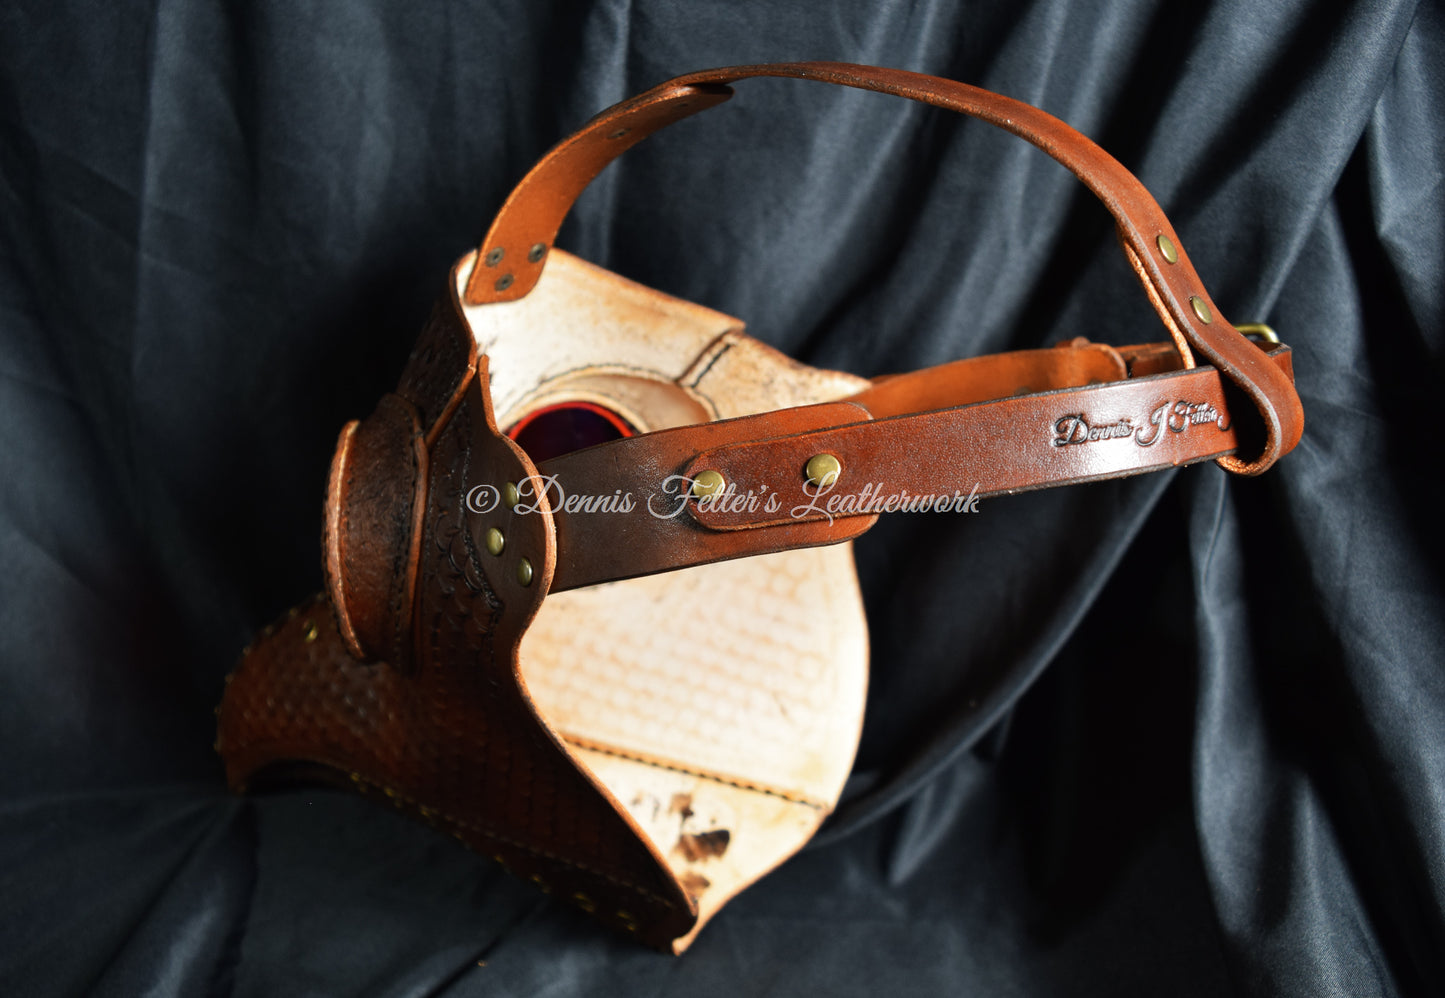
[469,248,871,949]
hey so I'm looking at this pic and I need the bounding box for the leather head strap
[462,62,1303,474]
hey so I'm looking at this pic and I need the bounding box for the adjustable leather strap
[463,62,1303,474]
[535,336,1294,591]
[684,347,1295,531]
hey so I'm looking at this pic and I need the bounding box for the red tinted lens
[507,401,634,462]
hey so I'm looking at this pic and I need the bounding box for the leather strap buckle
[1237,323,1283,345]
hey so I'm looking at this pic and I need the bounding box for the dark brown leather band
[462,62,1303,474]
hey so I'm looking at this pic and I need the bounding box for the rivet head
[503,482,520,508]
[572,892,596,913]
[485,527,504,556]
[527,243,547,263]
[691,469,726,498]
[302,620,319,643]
[1157,234,1178,264]
[1190,295,1213,324]
[494,273,514,292]
[804,453,842,488]
[516,557,533,587]
[484,247,504,267]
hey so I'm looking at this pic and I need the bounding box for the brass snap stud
[1157,234,1178,264]
[805,453,842,488]
[516,557,534,587]
[485,528,505,556]
[503,482,520,509]
[691,469,726,499]
[1190,295,1213,324]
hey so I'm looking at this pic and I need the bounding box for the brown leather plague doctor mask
[216,63,1304,953]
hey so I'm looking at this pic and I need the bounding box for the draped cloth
[1,2,1441,994]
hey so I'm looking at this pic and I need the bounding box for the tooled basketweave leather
[217,63,1304,952]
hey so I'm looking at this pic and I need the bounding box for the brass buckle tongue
[1236,323,1281,345]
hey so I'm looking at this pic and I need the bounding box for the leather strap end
[462,83,733,306]
[1117,225,1303,475]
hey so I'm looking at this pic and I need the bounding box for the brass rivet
[484,247,504,267]
[691,469,726,498]
[485,527,504,556]
[1190,295,1213,324]
[302,620,319,643]
[1157,234,1178,264]
[573,892,596,913]
[617,910,638,932]
[503,482,520,508]
[804,453,842,487]
[530,874,552,894]
[517,557,533,587]
[528,243,547,263]
[608,128,630,140]
[494,273,513,292]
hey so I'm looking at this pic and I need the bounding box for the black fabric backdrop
[2,1,1442,995]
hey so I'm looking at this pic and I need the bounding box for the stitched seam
[342,770,678,907]
[561,734,826,809]
[493,360,690,417]
[389,402,417,666]
[684,341,732,389]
